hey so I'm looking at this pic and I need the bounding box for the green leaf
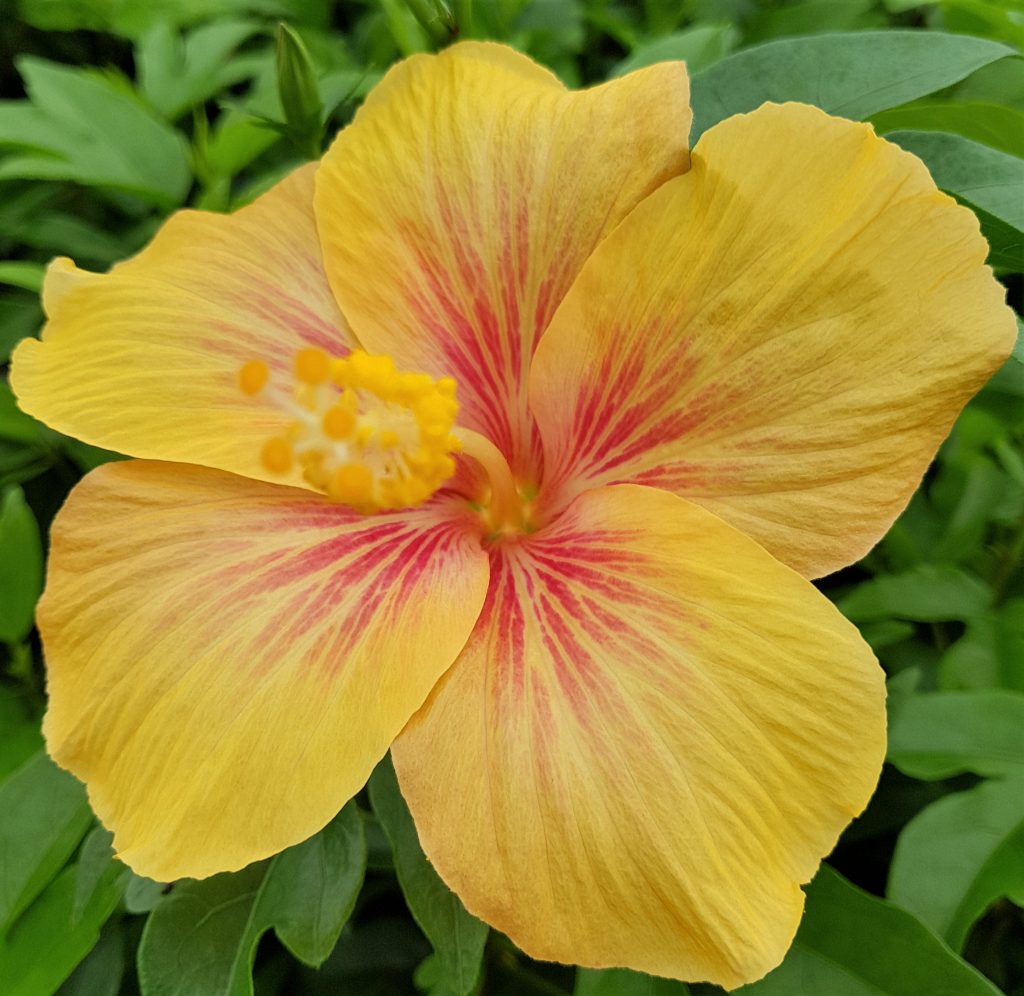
[887,690,1024,780]
[888,132,1024,257]
[0,858,124,996]
[0,381,48,449]
[839,565,992,623]
[736,866,1000,995]
[871,101,1024,158]
[938,604,1024,692]
[0,751,92,932]
[953,54,1024,110]
[0,295,43,366]
[612,24,738,77]
[0,57,192,207]
[123,873,166,915]
[859,619,917,652]
[258,801,366,967]
[72,828,121,924]
[575,967,690,994]
[0,485,43,644]
[57,919,125,996]
[0,684,43,781]
[202,59,282,179]
[745,0,881,43]
[889,777,1024,953]
[137,803,365,995]
[942,0,1024,50]
[136,20,263,121]
[970,202,1024,271]
[368,755,488,996]
[0,262,44,293]
[690,31,1013,139]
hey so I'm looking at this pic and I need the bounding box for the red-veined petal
[40,461,488,881]
[529,102,1016,578]
[11,165,352,489]
[393,484,885,988]
[315,41,691,480]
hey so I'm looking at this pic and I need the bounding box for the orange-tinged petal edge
[394,484,886,987]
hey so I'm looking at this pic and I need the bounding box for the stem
[453,0,472,35]
[456,427,522,532]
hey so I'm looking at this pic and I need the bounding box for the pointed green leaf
[889,777,1024,951]
[0,58,191,207]
[736,866,1000,994]
[259,801,366,967]
[369,755,488,996]
[0,859,124,996]
[691,31,1013,139]
[72,828,124,925]
[137,803,365,996]
[0,751,92,932]
[871,101,1024,158]
[136,20,263,121]
[57,919,126,996]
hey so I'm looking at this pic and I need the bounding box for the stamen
[239,360,269,396]
[240,348,459,513]
[261,437,293,474]
[295,347,330,385]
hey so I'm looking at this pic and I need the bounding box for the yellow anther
[295,347,330,385]
[328,464,374,504]
[323,404,356,440]
[261,437,293,474]
[350,352,397,395]
[397,372,434,402]
[239,360,269,396]
[416,395,454,424]
[329,357,348,384]
[248,347,460,513]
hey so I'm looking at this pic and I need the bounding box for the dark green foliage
[1,1,1022,994]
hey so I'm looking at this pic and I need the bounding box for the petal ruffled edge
[394,483,885,987]
[12,164,354,491]
[529,102,1016,578]
[41,460,489,880]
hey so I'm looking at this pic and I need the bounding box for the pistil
[455,427,525,534]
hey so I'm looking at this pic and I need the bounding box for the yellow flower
[9,42,1015,988]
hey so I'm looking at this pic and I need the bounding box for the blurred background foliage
[0,0,1022,993]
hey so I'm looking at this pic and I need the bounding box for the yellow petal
[315,41,691,480]
[393,484,886,988]
[11,164,353,490]
[529,102,1016,579]
[41,460,488,881]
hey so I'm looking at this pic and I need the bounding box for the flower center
[239,348,459,513]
